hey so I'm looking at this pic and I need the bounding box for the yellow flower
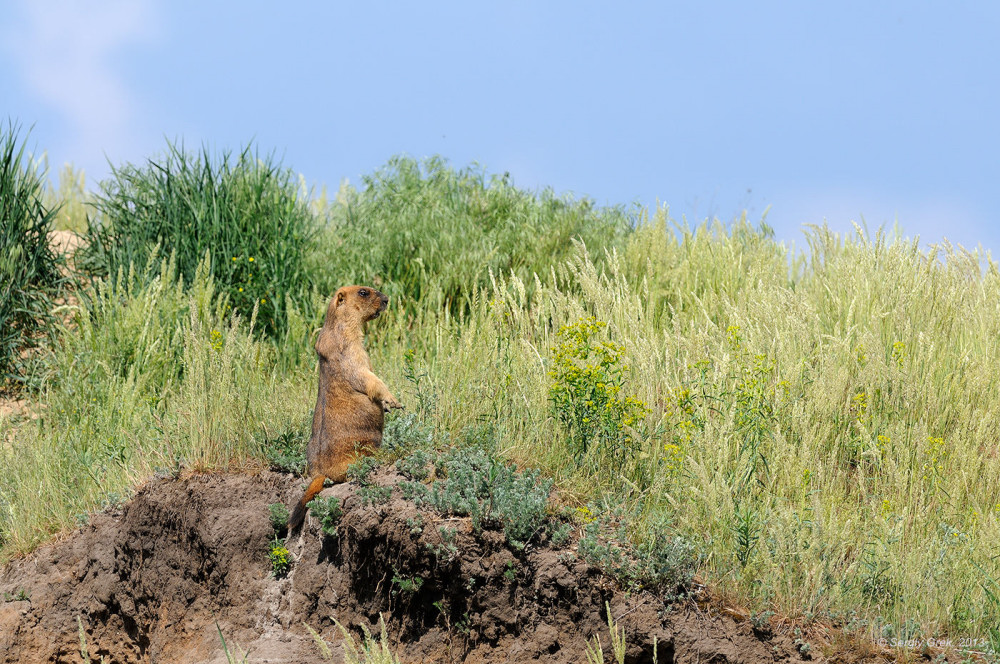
[209,329,223,352]
[248,257,254,262]
[891,341,906,366]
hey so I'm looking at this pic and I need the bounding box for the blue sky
[3,1,998,255]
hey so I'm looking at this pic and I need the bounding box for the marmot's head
[331,285,389,326]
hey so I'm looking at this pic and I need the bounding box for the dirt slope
[1,469,835,664]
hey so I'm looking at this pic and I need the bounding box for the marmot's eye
[358,289,369,297]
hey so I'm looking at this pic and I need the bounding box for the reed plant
[78,141,320,337]
[0,122,64,389]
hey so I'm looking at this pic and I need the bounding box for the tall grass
[2,152,998,644]
[0,256,315,554]
[78,141,320,337]
[366,210,1000,641]
[0,122,64,389]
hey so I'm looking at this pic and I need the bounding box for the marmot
[287,285,403,529]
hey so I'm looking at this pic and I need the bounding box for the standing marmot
[287,285,403,529]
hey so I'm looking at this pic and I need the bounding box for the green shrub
[578,505,697,597]
[425,526,458,563]
[425,447,552,548]
[322,156,632,315]
[358,484,393,506]
[578,514,632,581]
[398,480,430,503]
[405,514,424,535]
[346,455,379,485]
[381,412,435,456]
[267,503,289,534]
[308,496,343,537]
[79,140,319,337]
[547,520,574,547]
[394,448,553,548]
[395,449,433,481]
[391,571,424,596]
[632,531,698,593]
[0,122,63,388]
[262,428,308,475]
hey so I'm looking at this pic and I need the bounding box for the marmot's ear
[335,291,346,307]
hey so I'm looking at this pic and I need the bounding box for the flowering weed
[548,317,651,474]
[269,538,291,577]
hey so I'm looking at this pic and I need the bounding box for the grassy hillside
[2,143,998,649]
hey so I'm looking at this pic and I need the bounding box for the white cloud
[3,0,159,170]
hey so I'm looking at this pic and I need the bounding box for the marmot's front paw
[382,396,404,412]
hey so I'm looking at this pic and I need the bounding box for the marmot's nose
[379,292,389,306]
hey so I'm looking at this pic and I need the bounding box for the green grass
[77,140,321,338]
[365,211,1000,643]
[0,257,315,553]
[2,150,999,648]
[0,122,64,389]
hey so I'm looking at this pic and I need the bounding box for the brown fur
[287,285,403,529]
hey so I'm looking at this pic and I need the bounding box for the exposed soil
[0,469,878,664]
[48,230,84,258]
[0,399,28,423]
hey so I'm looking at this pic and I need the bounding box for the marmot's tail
[288,475,327,530]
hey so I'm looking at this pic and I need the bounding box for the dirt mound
[1,470,825,663]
